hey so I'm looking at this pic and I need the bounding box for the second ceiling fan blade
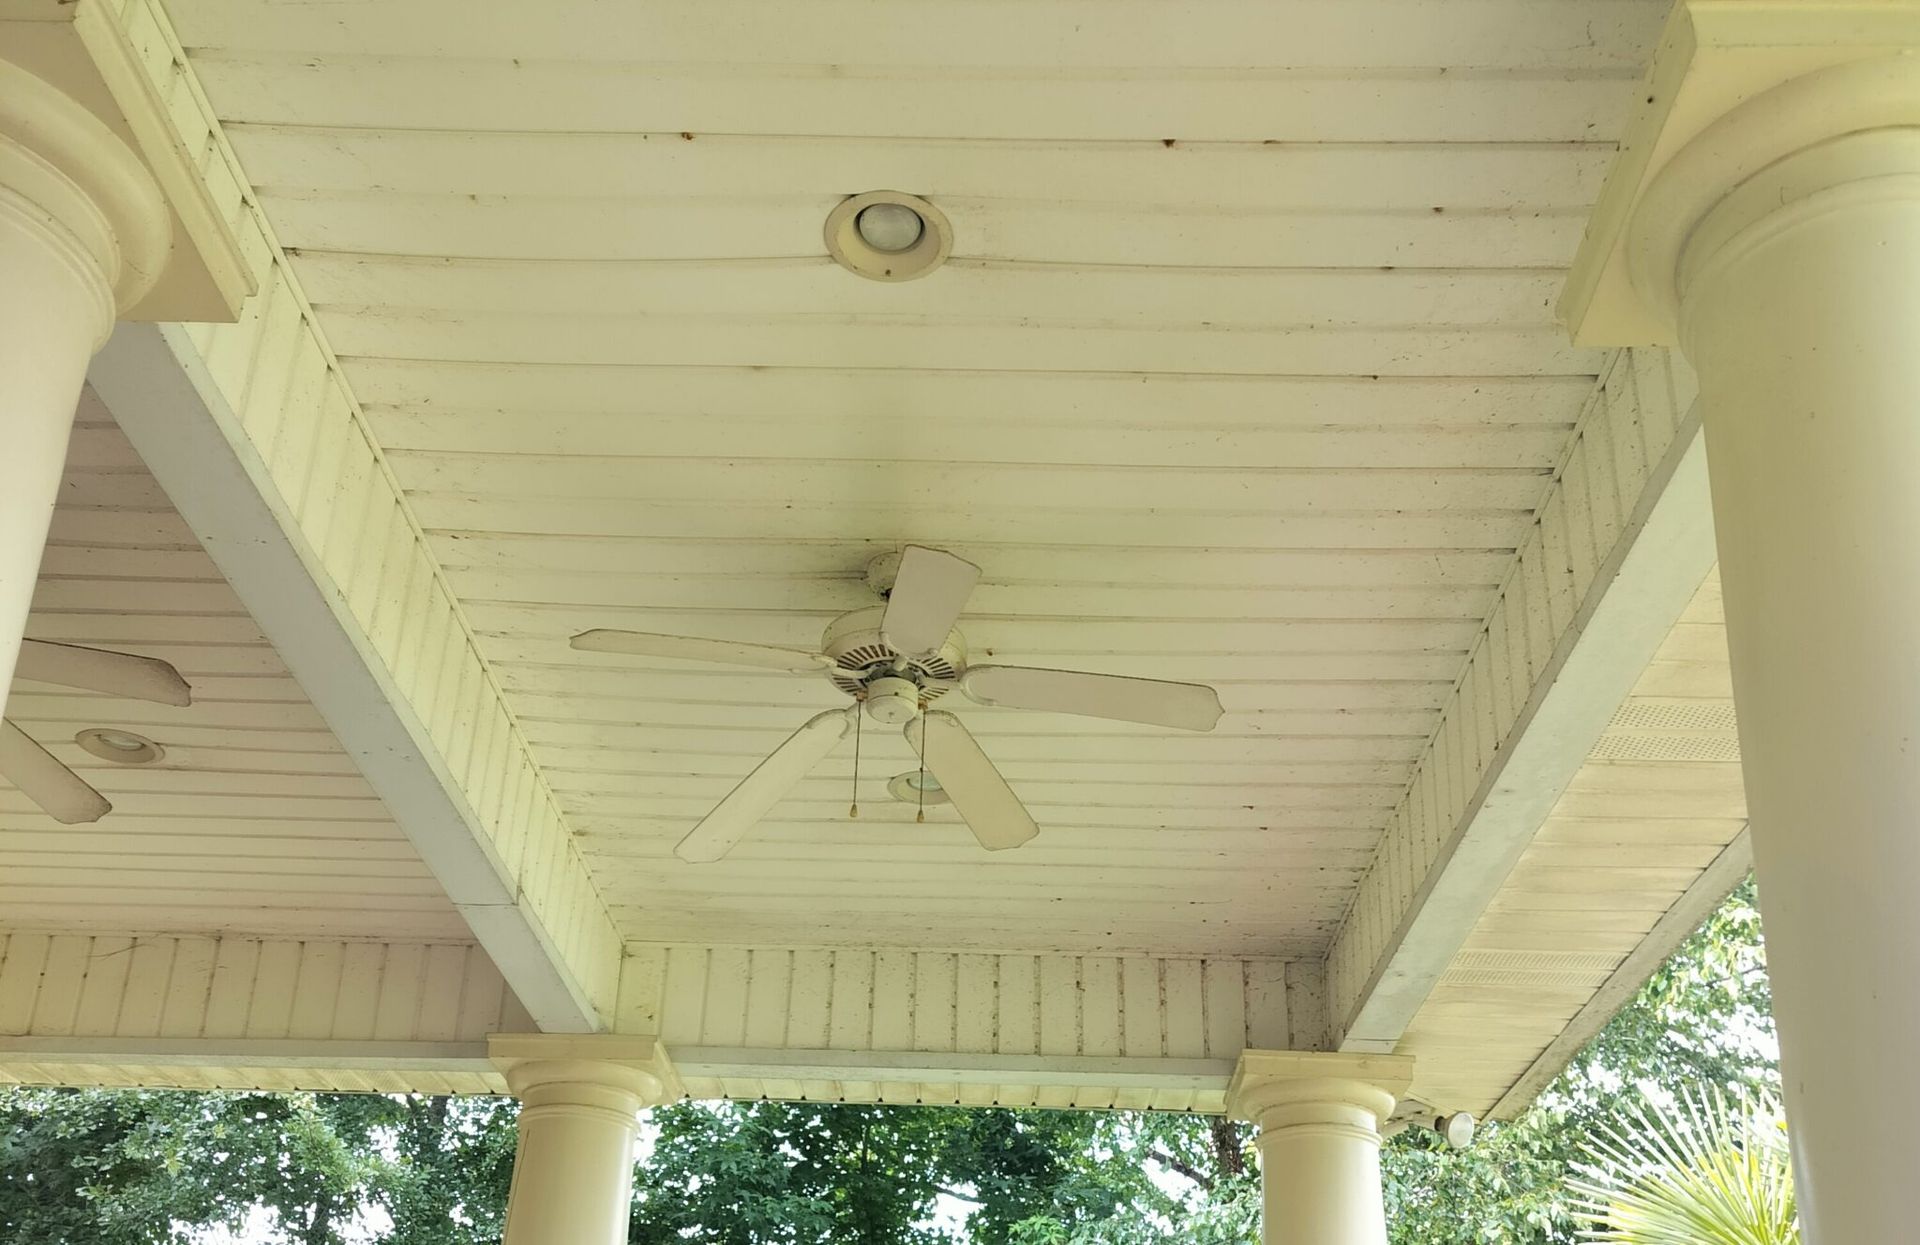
[15,639,192,706]
[962,665,1224,732]
[905,711,1038,852]
[0,720,110,824]
[571,629,832,674]
[674,708,855,863]
[881,546,980,658]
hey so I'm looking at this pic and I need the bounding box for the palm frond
[1567,1088,1797,1245]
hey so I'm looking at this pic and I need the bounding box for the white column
[1226,1052,1412,1245]
[0,60,166,717]
[491,1036,675,1245]
[1578,44,1920,1245]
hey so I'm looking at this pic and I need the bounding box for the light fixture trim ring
[825,190,952,282]
[75,727,165,765]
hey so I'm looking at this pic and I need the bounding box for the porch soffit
[0,0,1764,1113]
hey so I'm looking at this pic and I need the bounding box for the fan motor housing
[820,605,966,705]
[862,676,923,724]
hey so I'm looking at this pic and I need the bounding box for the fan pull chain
[848,701,863,819]
[916,707,928,824]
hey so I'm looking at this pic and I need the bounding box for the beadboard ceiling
[1,389,465,942]
[167,0,1667,955]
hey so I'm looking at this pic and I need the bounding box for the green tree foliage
[0,880,1775,1244]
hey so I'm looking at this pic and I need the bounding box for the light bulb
[855,203,924,253]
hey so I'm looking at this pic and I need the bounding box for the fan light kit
[887,771,950,805]
[825,190,952,282]
[571,545,1225,863]
[2,639,192,823]
[76,728,164,765]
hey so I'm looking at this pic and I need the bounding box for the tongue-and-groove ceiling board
[170,0,1664,953]
[0,389,465,942]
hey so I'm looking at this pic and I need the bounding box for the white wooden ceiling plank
[473,607,1487,653]
[0,832,428,860]
[0,905,474,940]
[190,51,1639,143]
[596,871,1366,901]
[389,455,1550,514]
[0,768,375,799]
[294,255,1569,328]
[550,755,1411,784]
[323,310,1600,377]
[348,363,1593,426]
[581,840,1379,869]
[556,774,1406,809]
[0,791,391,820]
[516,698,1438,734]
[269,191,1587,267]
[437,541,1517,588]
[55,470,176,511]
[21,678,301,708]
[43,508,202,549]
[452,574,1500,624]
[0,815,410,841]
[448,511,1534,566]
[621,920,1329,960]
[527,726,1429,765]
[228,128,1613,207]
[517,678,1448,720]
[502,651,1470,686]
[171,0,1665,71]
[505,678,1448,716]
[23,611,270,646]
[383,413,1570,474]
[2,696,328,731]
[564,803,1393,832]
[0,868,447,896]
[12,637,286,678]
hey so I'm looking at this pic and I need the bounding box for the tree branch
[1149,1148,1216,1193]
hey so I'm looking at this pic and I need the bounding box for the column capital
[1562,1,1920,348]
[488,1034,680,1107]
[0,59,167,340]
[1225,1050,1414,1133]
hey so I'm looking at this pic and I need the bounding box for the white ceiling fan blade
[904,711,1038,852]
[14,639,191,707]
[962,664,1224,731]
[0,719,110,824]
[675,708,855,863]
[881,546,980,658]
[571,629,832,674]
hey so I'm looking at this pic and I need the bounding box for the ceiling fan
[2,639,193,824]
[570,545,1224,863]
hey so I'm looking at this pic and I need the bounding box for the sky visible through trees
[0,880,1774,1244]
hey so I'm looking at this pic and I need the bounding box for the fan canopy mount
[821,604,964,718]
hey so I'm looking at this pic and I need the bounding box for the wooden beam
[1328,350,1717,1052]
[90,323,618,1032]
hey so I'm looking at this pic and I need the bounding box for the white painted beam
[1329,351,1715,1051]
[87,327,616,1032]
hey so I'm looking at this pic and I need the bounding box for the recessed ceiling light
[75,728,164,765]
[825,190,952,282]
[888,770,951,805]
